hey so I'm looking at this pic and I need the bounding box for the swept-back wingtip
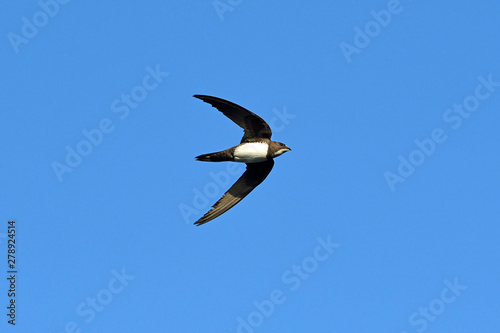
[192,94,273,142]
[194,219,208,226]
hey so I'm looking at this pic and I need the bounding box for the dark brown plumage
[193,95,290,226]
[194,160,274,225]
[194,95,272,142]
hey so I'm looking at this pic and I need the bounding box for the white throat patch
[233,142,268,163]
[273,148,289,157]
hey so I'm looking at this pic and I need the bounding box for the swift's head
[270,141,291,158]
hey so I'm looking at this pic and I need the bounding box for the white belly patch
[233,142,268,163]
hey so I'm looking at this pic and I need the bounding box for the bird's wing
[194,160,274,226]
[194,95,273,143]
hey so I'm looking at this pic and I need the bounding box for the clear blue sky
[2,1,500,332]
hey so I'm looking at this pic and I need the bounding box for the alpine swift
[193,95,291,226]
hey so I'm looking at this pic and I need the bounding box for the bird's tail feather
[195,151,231,162]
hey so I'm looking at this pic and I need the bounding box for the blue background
[2,1,500,332]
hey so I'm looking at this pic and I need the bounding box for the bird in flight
[193,95,291,226]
